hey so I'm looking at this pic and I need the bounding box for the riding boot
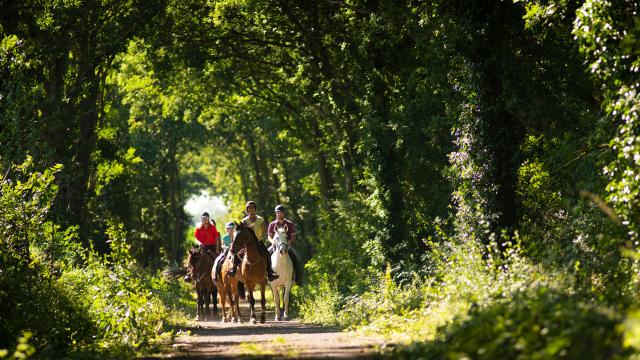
[183,266,193,282]
[213,249,227,281]
[289,250,299,282]
[266,255,279,282]
[258,242,279,281]
[227,253,241,277]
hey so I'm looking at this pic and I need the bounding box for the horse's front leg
[229,281,241,323]
[283,282,292,321]
[248,285,256,324]
[270,283,281,321]
[212,285,219,316]
[217,285,227,323]
[260,284,266,324]
[195,286,203,321]
[227,291,235,323]
[204,287,211,321]
[225,282,235,323]
[234,288,242,323]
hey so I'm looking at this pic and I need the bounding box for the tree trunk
[246,131,268,210]
[70,28,101,247]
[167,135,184,265]
[370,72,405,264]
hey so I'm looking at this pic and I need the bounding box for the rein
[242,241,263,267]
[195,270,207,283]
[234,227,264,267]
[189,247,212,284]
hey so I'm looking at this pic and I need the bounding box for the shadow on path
[146,303,382,359]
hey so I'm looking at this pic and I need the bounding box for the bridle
[231,226,263,267]
[190,248,209,283]
[274,228,289,254]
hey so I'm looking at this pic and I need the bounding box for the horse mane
[235,221,259,245]
[188,246,213,276]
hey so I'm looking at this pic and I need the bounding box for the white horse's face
[274,228,289,254]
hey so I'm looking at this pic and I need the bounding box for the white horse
[269,226,294,321]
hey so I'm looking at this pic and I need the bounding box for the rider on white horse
[267,205,300,282]
[269,224,294,321]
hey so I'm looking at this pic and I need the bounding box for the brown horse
[226,221,269,324]
[214,252,245,323]
[186,246,217,321]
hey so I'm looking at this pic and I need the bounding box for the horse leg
[270,283,281,321]
[260,284,266,324]
[217,284,226,323]
[223,287,230,323]
[204,287,211,321]
[248,284,256,324]
[195,286,203,321]
[230,279,242,323]
[225,281,235,322]
[235,288,242,323]
[212,286,219,316]
[283,282,292,321]
[227,287,235,323]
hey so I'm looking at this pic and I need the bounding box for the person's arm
[194,227,203,246]
[267,222,275,244]
[261,220,268,241]
[214,226,222,254]
[289,222,297,246]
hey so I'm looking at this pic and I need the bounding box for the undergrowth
[0,159,192,359]
[292,232,640,359]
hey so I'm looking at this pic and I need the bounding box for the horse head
[187,246,202,267]
[230,221,257,253]
[188,246,213,278]
[273,227,289,255]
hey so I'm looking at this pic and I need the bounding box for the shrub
[0,159,191,358]
[393,288,627,360]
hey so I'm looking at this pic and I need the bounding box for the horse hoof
[250,318,256,324]
[283,316,289,321]
[274,316,279,322]
[260,317,265,324]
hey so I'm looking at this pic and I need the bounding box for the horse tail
[162,267,186,278]
[238,282,246,300]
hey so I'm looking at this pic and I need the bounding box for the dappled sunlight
[2,0,640,358]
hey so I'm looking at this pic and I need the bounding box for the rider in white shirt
[228,201,279,281]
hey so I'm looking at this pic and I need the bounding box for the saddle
[213,249,245,281]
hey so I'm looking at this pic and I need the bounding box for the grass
[237,336,300,357]
[239,342,274,356]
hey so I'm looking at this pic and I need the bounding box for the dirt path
[149,302,384,359]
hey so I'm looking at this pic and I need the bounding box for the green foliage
[0,157,61,265]
[394,289,626,360]
[58,256,189,354]
[574,0,640,245]
[0,158,191,358]
[0,332,36,360]
[293,274,343,326]
[5,1,640,359]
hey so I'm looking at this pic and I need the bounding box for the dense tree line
[2,0,640,357]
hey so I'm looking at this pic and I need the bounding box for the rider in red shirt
[194,217,220,247]
[184,212,220,282]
